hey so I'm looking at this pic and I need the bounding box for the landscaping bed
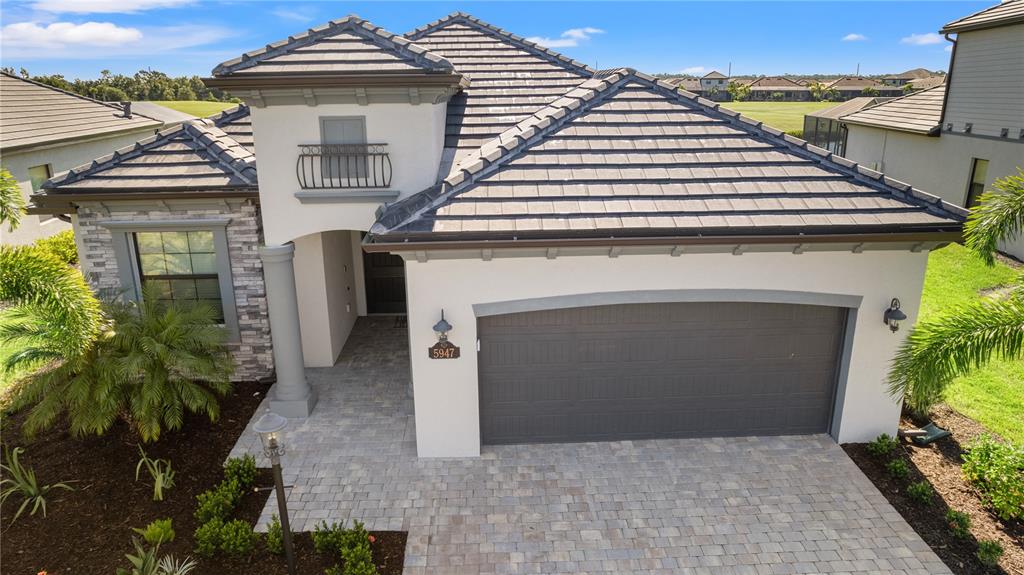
[1,381,406,575]
[844,406,1023,575]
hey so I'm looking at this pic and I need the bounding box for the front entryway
[478,301,847,445]
[363,251,406,314]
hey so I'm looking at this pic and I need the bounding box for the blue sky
[1,1,986,79]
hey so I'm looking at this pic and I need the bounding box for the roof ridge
[0,71,162,126]
[372,70,965,234]
[404,12,594,77]
[212,15,453,77]
[210,103,251,125]
[42,119,257,190]
[942,0,1023,32]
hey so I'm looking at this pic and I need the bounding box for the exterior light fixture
[429,310,460,359]
[433,310,452,342]
[253,409,296,575]
[883,298,907,333]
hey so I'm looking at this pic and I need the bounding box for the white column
[260,243,317,417]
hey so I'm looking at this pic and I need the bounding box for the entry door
[478,302,847,445]
[363,252,406,314]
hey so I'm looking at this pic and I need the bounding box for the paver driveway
[231,318,950,574]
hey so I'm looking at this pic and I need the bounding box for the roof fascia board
[203,73,466,90]
[0,124,161,155]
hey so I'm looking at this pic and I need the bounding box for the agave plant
[0,446,75,523]
[136,446,176,501]
[116,537,197,575]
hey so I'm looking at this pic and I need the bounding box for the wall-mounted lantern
[883,298,907,333]
[433,310,453,342]
[429,310,460,359]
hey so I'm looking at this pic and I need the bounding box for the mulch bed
[1,381,406,575]
[843,405,1023,575]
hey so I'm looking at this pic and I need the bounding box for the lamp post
[253,409,296,575]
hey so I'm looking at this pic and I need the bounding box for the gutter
[362,230,964,253]
[938,33,957,133]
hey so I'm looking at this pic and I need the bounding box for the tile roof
[0,72,161,153]
[908,76,945,90]
[209,105,254,152]
[39,109,257,195]
[884,68,936,81]
[405,13,593,161]
[806,97,891,120]
[371,69,965,241]
[212,15,454,77]
[942,0,1024,33]
[840,86,946,135]
[825,77,891,91]
[666,78,702,92]
[743,77,809,91]
[702,71,728,79]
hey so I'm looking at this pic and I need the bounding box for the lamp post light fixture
[883,298,907,333]
[253,409,296,575]
[433,310,453,342]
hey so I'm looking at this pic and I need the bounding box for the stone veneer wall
[74,199,274,381]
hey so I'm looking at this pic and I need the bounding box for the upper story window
[321,117,367,180]
[965,158,989,207]
[296,116,392,189]
[134,231,224,322]
[28,164,52,191]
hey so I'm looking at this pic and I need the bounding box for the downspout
[938,33,957,133]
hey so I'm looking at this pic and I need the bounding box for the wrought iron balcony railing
[296,144,392,189]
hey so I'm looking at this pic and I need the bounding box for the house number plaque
[429,340,460,359]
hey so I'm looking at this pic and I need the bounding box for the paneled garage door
[478,302,847,445]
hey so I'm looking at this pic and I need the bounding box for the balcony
[296,144,392,190]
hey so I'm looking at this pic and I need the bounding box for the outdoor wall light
[883,298,907,333]
[433,310,452,342]
[253,409,296,575]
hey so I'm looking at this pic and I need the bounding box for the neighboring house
[32,13,965,458]
[825,77,904,100]
[0,72,163,245]
[665,77,703,94]
[802,97,893,155]
[699,70,729,100]
[906,75,946,92]
[841,0,1024,257]
[742,76,811,101]
[882,68,936,86]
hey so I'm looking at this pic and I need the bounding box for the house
[906,75,946,92]
[0,73,163,245]
[825,77,904,100]
[31,13,965,458]
[882,68,937,86]
[742,76,811,101]
[840,0,1024,257]
[802,96,893,155]
[699,70,729,100]
[665,77,703,94]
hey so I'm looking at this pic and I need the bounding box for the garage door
[478,302,847,445]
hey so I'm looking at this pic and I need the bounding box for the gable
[372,70,964,241]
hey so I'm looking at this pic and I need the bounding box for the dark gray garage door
[478,302,847,445]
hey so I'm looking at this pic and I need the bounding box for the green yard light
[254,409,296,575]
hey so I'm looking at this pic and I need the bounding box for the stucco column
[260,243,317,417]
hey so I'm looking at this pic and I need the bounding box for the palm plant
[0,167,25,232]
[888,169,1024,413]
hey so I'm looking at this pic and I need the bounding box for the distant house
[802,97,893,155]
[825,77,904,100]
[743,76,810,101]
[840,0,1024,257]
[882,68,936,86]
[0,73,163,245]
[906,75,946,92]
[699,70,729,100]
[665,77,703,94]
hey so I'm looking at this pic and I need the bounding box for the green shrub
[886,458,910,480]
[907,480,934,504]
[313,520,347,555]
[0,445,74,523]
[33,230,78,265]
[223,455,257,490]
[219,519,259,557]
[945,509,971,539]
[194,479,241,524]
[961,435,1024,521]
[193,518,224,558]
[866,434,899,458]
[266,514,284,555]
[133,518,175,545]
[136,446,175,501]
[976,539,1004,567]
[116,537,197,575]
[340,520,377,575]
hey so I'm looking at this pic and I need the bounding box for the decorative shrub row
[313,520,378,575]
[193,455,258,558]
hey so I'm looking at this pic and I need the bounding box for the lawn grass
[918,243,1024,444]
[150,100,236,117]
[719,101,836,134]
[0,309,32,393]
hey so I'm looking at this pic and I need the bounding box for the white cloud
[1,20,232,58]
[31,0,193,13]
[945,44,954,52]
[526,26,604,48]
[679,66,706,75]
[842,33,867,42]
[271,5,317,23]
[901,32,943,46]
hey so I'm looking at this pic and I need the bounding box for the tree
[902,83,917,95]
[0,167,25,232]
[888,169,1024,413]
[726,81,751,102]
[861,86,880,97]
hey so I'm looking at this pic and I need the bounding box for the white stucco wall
[1,128,157,245]
[250,102,448,246]
[293,230,359,367]
[844,126,1024,257]
[403,248,931,457]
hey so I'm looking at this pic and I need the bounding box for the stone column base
[268,383,319,418]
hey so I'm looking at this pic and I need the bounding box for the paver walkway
[231,317,951,574]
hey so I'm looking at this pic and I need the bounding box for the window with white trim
[133,231,225,322]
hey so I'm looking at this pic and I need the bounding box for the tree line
[1,68,239,103]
